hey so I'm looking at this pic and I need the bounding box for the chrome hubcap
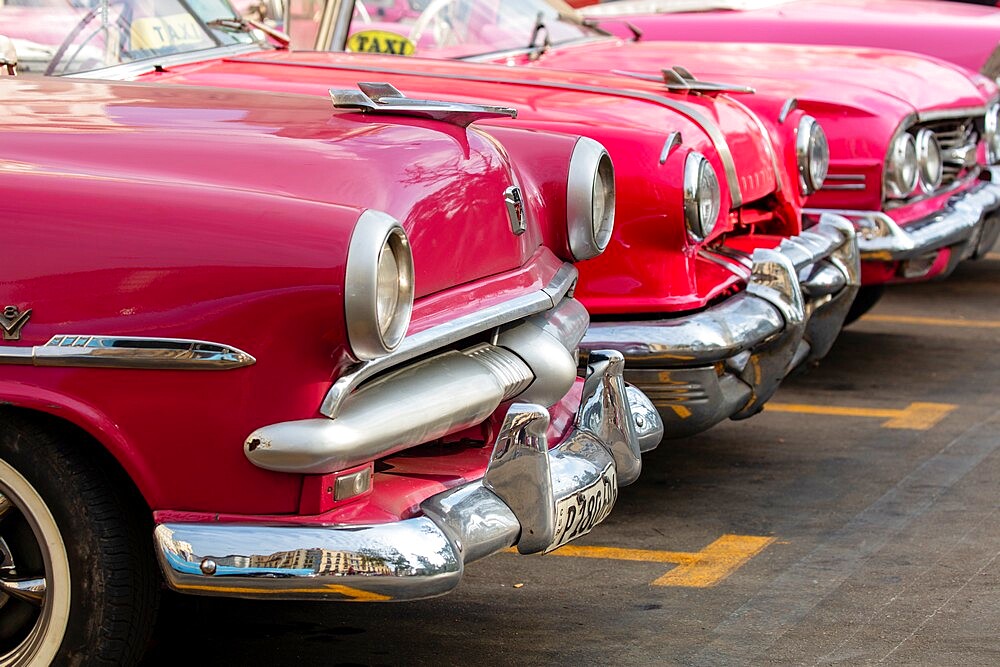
[0,464,71,666]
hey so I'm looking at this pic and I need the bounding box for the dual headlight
[796,115,830,196]
[683,152,721,240]
[567,137,616,260]
[885,128,944,198]
[985,101,1000,165]
[345,210,415,361]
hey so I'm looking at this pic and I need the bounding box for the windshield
[1,0,265,75]
[338,0,598,60]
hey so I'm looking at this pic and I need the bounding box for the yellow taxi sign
[347,30,416,56]
[131,14,209,51]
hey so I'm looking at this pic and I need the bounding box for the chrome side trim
[720,94,787,196]
[154,352,661,601]
[0,336,255,370]
[227,57,746,208]
[659,131,682,165]
[330,82,517,126]
[319,263,577,418]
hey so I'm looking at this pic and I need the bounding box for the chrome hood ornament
[330,82,517,127]
[613,66,754,95]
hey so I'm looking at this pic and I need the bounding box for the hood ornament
[613,66,754,95]
[331,82,517,127]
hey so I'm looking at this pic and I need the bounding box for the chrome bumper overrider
[805,179,1000,271]
[580,214,860,438]
[154,351,662,601]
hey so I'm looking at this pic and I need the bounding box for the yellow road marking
[174,583,391,601]
[984,252,1000,261]
[766,401,955,430]
[862,314,1000,329]
[546,534,775,588]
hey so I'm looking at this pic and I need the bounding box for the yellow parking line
[766,401,955,430]
[862,314,1000,329]
[984,252,1000,261]
[548,534,775,588]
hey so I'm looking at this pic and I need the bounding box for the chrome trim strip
[331,82,517,126]
[154,352,661,601]
[62,44,268,81]
[319,263,578,418]
[721,94,786,196]
[778,98,797,125]
[0,336,255,370]
[659,131,682,165]
[226,57,746,208]
[916,106,988,123]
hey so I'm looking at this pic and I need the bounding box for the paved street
[143,254,1000,666]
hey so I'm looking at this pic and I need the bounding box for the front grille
[912,116,980,190]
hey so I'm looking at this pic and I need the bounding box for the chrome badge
[504,186,526,236]
[0,306,30,340]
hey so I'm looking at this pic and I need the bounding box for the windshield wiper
[527,12,551,59]
[206,17,289,47]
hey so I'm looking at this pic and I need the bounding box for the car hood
[1,77,536,300]
[137,49,783,208]
[535,39,989,115]
[580,0,1000,74]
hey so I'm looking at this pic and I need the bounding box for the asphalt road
[141,254,1000,666]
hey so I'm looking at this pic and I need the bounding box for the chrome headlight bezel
[345,210,415,361]
[682,151,722,241]
[567,137,616,261]
[885,131,919,199]
[914,128,943,193]
[985,101,1000,165]
[796,115,829,196]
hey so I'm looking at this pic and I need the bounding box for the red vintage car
[300,0,1000,317]
[9,0,862,440]
[573,0,1000,81]
[0,74,662,663]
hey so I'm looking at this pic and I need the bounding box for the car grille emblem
[504,186,526,236]
[0,306,31,340]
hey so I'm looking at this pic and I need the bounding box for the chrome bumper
[153,350,662,601]
[580,214,859,438]
[805,179,1000,273]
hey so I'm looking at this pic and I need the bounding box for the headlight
[985,102,1000,165]
[885,132,919,199]
[683,152,721,240]
[345,209,414,360]
[915,128,943,193]
[567,137,615,260]
[796,115,829,195]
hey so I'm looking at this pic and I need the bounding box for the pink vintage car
[0,74,662,663]
[574,0,1000,81]
[302,0,1000,318]
[0,1,863,436]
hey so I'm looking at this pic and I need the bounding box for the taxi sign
[347,30,416,56]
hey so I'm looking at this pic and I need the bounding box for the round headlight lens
[886,132,919,199]
[985,102,1000,165]
[915,128,943,193]
[796,115,829,195]
[567,137,616,260]
[345,211,415,360]
[683,152,722,240]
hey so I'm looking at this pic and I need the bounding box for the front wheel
[0,416,159,665]
[843,284,885,326]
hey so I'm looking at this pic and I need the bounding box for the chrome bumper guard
[805,179,1000,272]
[154,351,661,601]
[580,214,859,438]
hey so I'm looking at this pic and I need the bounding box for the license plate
[549,464,618,551]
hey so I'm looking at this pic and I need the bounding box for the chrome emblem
[0,306,30,341]
[504,186,526,236]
